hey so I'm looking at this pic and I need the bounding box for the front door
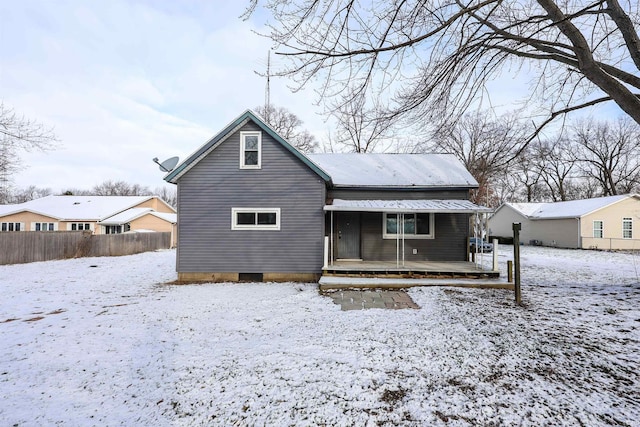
[337,212,361,259]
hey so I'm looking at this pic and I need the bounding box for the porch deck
[324,260,499,278]
[320,260,505,290]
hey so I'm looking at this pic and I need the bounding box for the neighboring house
[0,195,177,246]
[164,109,490,282]
[489,194,640,250]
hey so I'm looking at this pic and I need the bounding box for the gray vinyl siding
[327,212,469,261]
[328,188,472,201]
[176,122,326,273]
[361,213,469,261]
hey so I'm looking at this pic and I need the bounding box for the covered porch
[322,199,498,282]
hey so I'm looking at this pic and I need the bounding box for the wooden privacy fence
[0,231,171,265]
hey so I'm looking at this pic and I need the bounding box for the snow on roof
[0,195,154,221]
[149,212,177,223]
[306,153,478,188]
[530,195,634,219]
[506,202,546,216]
[506,195,637,219]
[325,199,492,213]
[100,208,154,224]
[0,203,20,216]
[101,209,177,225]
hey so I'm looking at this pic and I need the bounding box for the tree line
[429,112,640,207]
[2,180,177,207]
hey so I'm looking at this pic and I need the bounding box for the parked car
[469,237,493,253]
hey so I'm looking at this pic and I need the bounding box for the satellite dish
[153,156,179,173]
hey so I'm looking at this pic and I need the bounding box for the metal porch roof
[324,199,492,213]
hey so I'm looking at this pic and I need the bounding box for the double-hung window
[232,208,280,230]
[1,222,22,232]
[593,220,604,238]
[104,225,123,234]
[383,213,434,239]
[240,131,261,169]
[623,217,632,239]
[70,223,91,231]
[34,222,55,231]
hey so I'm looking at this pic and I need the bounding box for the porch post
[401,213,405,267]
[323,236,329,269]
[330,210,334,266]
[396,213,400,268]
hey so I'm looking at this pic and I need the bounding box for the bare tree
[510,149,547,203]
[429,111,529,205]
[154,186,177,208]
[572,118,640,195]
[254,104,319,152]
[8,186,53,203]
[328,93,399,153]
[59,188,92,196]
[58,182,175,207]
[529,137,579,201]
[246,0,640,146]
[0,103,57,202]
[92,180,152,196]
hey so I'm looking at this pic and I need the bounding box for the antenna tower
[265,50,271,122]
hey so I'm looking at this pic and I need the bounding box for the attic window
[240,131,261,169]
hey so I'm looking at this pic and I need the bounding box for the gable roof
[307,153,478,188]
[0,195,172,221]
[100,208,177,225]
[499,194,639,220]
[504,202,546,217]
[164,109,332,184]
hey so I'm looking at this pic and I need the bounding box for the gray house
[165,110,490,282]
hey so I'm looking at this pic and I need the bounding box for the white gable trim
[168,118,250,183]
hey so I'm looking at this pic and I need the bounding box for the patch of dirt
[380,386,406,405]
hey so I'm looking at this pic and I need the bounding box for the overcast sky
[0,1,627,195]
[1,0,327,193]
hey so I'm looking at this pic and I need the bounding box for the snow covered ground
[1,246,638,426]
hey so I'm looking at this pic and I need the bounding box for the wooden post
[492,238,498,271]
[512,223,522,304]
[323,236,329,270]
[507,260,513,283]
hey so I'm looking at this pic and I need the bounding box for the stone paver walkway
[327,290,420,311]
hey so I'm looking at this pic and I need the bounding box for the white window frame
[32,222,57,231]
[231,207,280,230]
[239,131,262,169]
[106,225,123,234]
[68,222,92,231]
[593,220,604,238]
[1,222,24,232]
[383,212,435,239]
[622,217,632,239]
